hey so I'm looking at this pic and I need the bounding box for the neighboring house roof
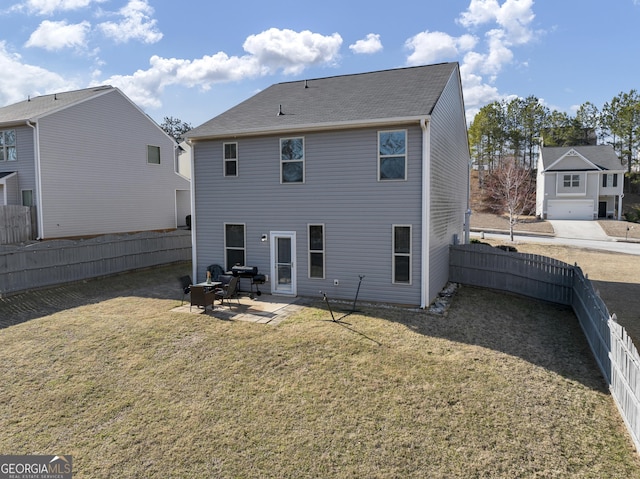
[0,85,114,126]
[186,62,459,140]
[541,145,623,171]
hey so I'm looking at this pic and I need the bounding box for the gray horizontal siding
[37,90,189,238]
[193,126,424,305]
[428,71,469,301]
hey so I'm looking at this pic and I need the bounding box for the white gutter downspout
[26,120,44,239]
[186,139,197,284]
[420,118,431,309]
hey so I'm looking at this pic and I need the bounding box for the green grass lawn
[1,264,639,478]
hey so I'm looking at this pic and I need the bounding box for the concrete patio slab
[172,293,305,325]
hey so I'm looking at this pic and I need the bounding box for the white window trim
[308,223,325,279]
[223,142,238,177]
[280,137,305,184]
[223,222,246,270]
[392,224,412,285]
[378,129,407,181]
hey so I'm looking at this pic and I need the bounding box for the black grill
[231,265,265,298]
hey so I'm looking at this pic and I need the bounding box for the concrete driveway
[548,220,609,241]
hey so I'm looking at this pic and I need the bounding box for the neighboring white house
[0,86,191,239]
[536,145,624,220]
[185,63,470,308]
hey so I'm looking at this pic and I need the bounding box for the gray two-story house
[186,63,470,307]
[536,145,624,220]
[0,86,191,240]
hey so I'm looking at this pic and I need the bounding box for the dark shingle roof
[186,63,459,140]
[541,145,623,171]
[0,85,114,125]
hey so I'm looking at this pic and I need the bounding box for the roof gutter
[186,115,431,142]
[420,117,431,309]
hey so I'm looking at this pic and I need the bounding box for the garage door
[547,199,594,220]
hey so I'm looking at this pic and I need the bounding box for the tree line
[468,90,640,175]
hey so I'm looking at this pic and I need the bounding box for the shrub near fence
[450,243,640,454]
[0,230,192,297]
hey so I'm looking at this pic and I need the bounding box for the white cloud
[349,33,383,54]
[98,0,162,44]
[19,0,105,15]
[458,0,535,45]
[242,28,342,75]
[0,41,75,106]
[424,0,538,115]
[100,28,343,109]
[25,20,91,51]
[405,31,477,66]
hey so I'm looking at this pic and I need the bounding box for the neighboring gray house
[536,145,624,220]
[186,63,470,307]
[0,85,191,240]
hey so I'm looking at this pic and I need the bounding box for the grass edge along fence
[450,243,640,454]
[0,230,192,297]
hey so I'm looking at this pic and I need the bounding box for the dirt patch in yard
[471,212,554,235]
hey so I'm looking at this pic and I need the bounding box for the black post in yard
[350,275,365,313]
[321,292,337,322]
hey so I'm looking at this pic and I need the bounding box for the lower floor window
[308,224,324,278]
[21,190,33,207]
[225,223,245,269]
[393,225,411,284]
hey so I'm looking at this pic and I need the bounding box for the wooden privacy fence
[0,230,192,297]
[450,243,640,453]
[0,205,35,245]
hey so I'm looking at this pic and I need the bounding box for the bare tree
[484,159,537,241]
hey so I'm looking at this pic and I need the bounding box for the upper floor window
[224,223,245,270]
[224,142,238,177]
[379,130,406,180]
[147,145,160,164]
[0,129,17,162]
[603,173,618,188]
[393,225,411,284]
[308,224,325,279]
[280,137,304,183]
[563,174,579,188]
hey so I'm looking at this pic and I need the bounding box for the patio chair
[190,285,215,313]
[207,264,226,282]
[214,276,240,308]
[179,275,192,305]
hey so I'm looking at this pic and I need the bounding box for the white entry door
[270,232,296,296]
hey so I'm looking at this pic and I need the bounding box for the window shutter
[613,174,618,187]
[602,175,607,187]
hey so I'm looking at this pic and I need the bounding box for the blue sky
[1,0,639,127]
